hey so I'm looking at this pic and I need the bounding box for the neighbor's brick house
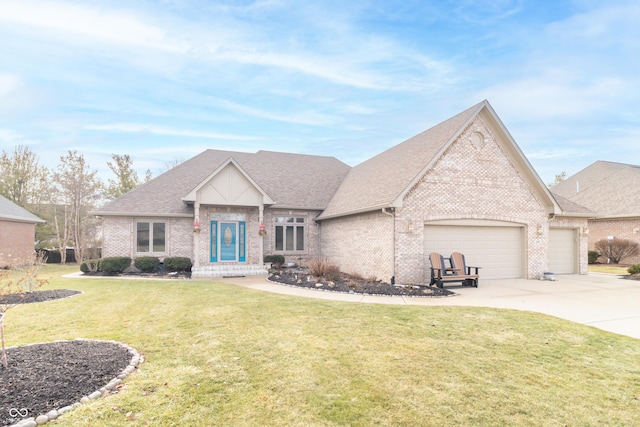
[552,161,640,265]
[0,195,44,267]
[93,100,590,283]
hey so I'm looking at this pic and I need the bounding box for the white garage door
[424,224,523,280]
[548,228,576,274]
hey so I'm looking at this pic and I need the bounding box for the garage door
[548,228,576,274]
[424,224,523,280]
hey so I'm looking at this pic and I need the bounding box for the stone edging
[266,277,458,298]
[8,338,143,427]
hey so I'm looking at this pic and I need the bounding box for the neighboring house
[551,161,640,264]
[93,100,590,283]
[0,195,45,267]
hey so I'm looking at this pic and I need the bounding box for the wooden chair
[428,252,457,288]
[449,252,480,287]
[429,252,480,288]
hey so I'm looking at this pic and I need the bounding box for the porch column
[193,202,200,267]
[259,203,264,266]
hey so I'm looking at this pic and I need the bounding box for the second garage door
[424,223,524,280]
[548,228,577,274]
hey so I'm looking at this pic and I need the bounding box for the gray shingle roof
[0,195,44,223]
[93,149,350,216]
[550,193,595,216]
[318,101,485,219]
[551,161,640,217]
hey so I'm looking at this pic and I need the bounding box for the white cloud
[0,0,188,53]
[84,123,262,141]
[0,74,23,98]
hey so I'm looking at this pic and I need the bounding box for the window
[136,221,166,253]
[275,217,305,251]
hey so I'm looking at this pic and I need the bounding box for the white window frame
[135,220,166,254]
[274,216,306,253]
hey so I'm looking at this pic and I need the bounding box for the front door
[210,221,246,263]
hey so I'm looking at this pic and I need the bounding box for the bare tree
[52,151,103,263]
[594,238,640,264]
[162,156,185,172]
[548,171,566,188]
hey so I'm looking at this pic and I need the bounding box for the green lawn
[5,265,640,426]
[588,264,631,275]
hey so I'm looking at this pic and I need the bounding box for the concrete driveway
[223,273,640,340]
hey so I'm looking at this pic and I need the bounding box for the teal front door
[220,222,237,261]
[210,221,246,263]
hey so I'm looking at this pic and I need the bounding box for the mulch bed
[269,272,456,297]
[0,289,80,305]
[0,340,133,426]
[0,290,132,426]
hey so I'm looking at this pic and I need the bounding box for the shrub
[134,256,160,273]
[588,250,599,264]
[307,258,342,281]
[80,259,100,273]
[99,257,131,274]
[164,257,192,272]
[628,264,640,275]
[594,239,640,264]
[264,255,285,267]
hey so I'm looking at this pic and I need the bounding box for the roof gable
[182,158,275,206]
[319,100,560,219]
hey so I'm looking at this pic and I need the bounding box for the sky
[0,0,638,186]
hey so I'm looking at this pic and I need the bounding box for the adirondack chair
[428,252,457,288]
[449,252,480,287]
[429,252,480,288]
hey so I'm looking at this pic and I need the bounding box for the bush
[80,259,100,273]
[164,257,192,272]
[99,257,131,274]
[588,250,600,264]
[134,256,160,273]
[264,255,285,267]
[628,264,640,275]
[594,239,640,264]
[307,258,342,281]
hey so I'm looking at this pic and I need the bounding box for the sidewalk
[222,273,640,340]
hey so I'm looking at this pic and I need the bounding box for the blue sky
[0,0,638,185]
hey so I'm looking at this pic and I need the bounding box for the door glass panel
[220,223,237,261]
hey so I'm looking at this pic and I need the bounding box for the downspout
[382,207,395,284]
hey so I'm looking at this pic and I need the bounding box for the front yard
[3,265,640,426]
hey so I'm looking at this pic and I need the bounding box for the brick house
[93,100,590,282]
[0,195,44,267]
[551,161,640,265]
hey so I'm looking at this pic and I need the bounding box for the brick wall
[0,220,36,267]
[262,208,322,267]
[319,115,570,284]
[588,218,640,264]
[101,216,193,261]
[320,210,394,282]
[397,116,551,282]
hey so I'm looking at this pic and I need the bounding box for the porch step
[191,264,268,278]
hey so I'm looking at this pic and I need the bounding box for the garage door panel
[424,225,523,280]
[548,229,576,274]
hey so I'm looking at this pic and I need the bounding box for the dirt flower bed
[268,271,455,297]
[0,291,137,427]
[0,340,135,426]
